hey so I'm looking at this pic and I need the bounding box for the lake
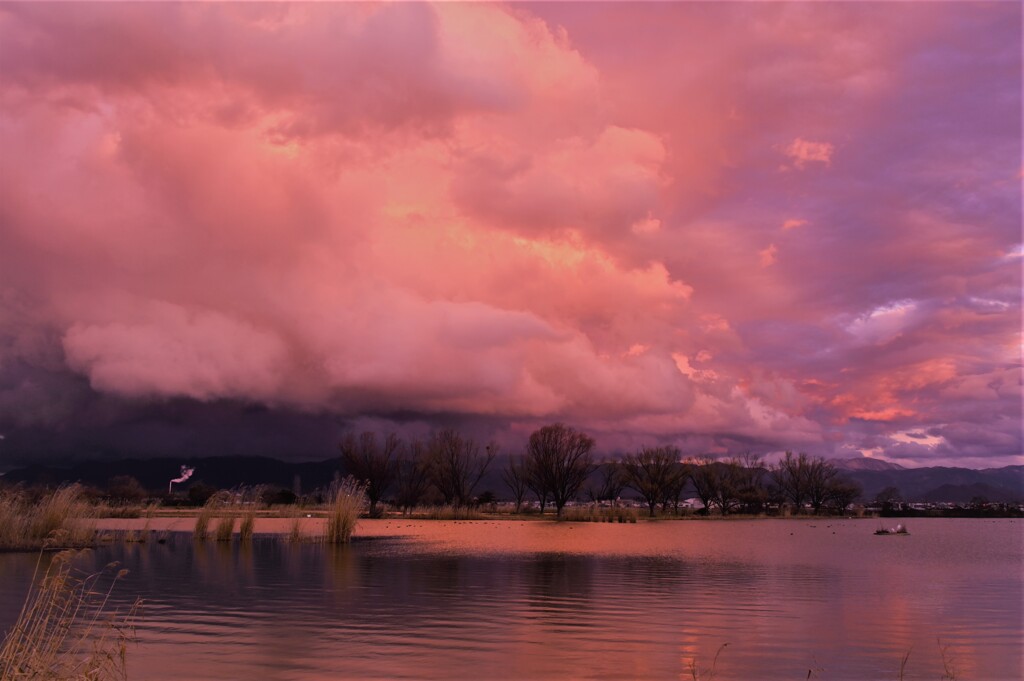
[1,518,1020,680]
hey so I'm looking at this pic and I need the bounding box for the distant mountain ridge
[1,456,1021,504]
[833,457,905,472]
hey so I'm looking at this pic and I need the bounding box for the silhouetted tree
[805,456,843,514]
[502,453,531,513]
[586,460,628,504]
[875,486,902,512]
[623,446,685,517]
[824,479,861,513]
[340,431,401,517]
[427,430,496,507]
[187,482,217,506]
[664,460,690,514]
[687,455,719,515]
[771,452,860,515]
[730,452,769,514]
[770,451,812,512]
[106,475,147,503]
[525,454,549,514]
[527,423,596,517]
[394,439,432,514]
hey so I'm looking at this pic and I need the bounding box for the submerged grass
[0,549,140,680]
[0,486,97,552]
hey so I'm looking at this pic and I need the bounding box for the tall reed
[214,516,235,542]
[0,486,96,551]
[323,478,365,544]
[287,516,303,543]
[193,496,219,541]
[0,550,140,680]
[238,509,256,543]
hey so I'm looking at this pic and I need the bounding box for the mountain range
[1,455,1021,505]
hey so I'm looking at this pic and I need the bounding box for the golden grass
[238,509,256,544]
[323,478,365,544]
[90,503,144,519]
[0,486,97,551]
[193,500,216,542]
[214,516,235,543]
[0,550,140,680]
[287,516,303,543]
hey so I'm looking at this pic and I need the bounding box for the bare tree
[622,446,684,517]
[525,454,549,514]
[427,429,496,507]
[394,439,432,514]
[875,486,902,513]
[664,460,690,515]
[688,455,723,515]
[824,479,862,514]
[502,453,531,513]
[770,451,812,512]
[771,452,859,515]
[586,460,628,504]
[730,452,768,514]
[805,456,842,514]
[340,432,400,517]
[527,423,596,517]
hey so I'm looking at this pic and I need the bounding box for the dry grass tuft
[193,497,219,542]
[287,516,304,543]
[0,550,140,680]
[238,509,256,544]
[323,477,365,544]
[214,516,235,542]
[0,486,97,551]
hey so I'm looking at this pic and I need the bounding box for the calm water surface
[1,518,1020,680]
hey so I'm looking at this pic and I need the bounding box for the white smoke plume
[169,465,195,494]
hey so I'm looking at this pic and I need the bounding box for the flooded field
[1,518,1020,680]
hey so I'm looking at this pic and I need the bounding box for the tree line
[340,424,862,518]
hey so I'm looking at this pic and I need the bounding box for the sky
[0,2,1020,469]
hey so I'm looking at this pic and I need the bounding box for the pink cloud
[782,138,835,169]
[0,1,1019,464]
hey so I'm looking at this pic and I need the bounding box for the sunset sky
[0,2,1020,469]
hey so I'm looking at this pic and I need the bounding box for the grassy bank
[0,486,97,552]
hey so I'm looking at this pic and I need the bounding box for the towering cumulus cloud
[0,2,1020,466]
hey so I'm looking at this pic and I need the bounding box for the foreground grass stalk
[0,550,140,681]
